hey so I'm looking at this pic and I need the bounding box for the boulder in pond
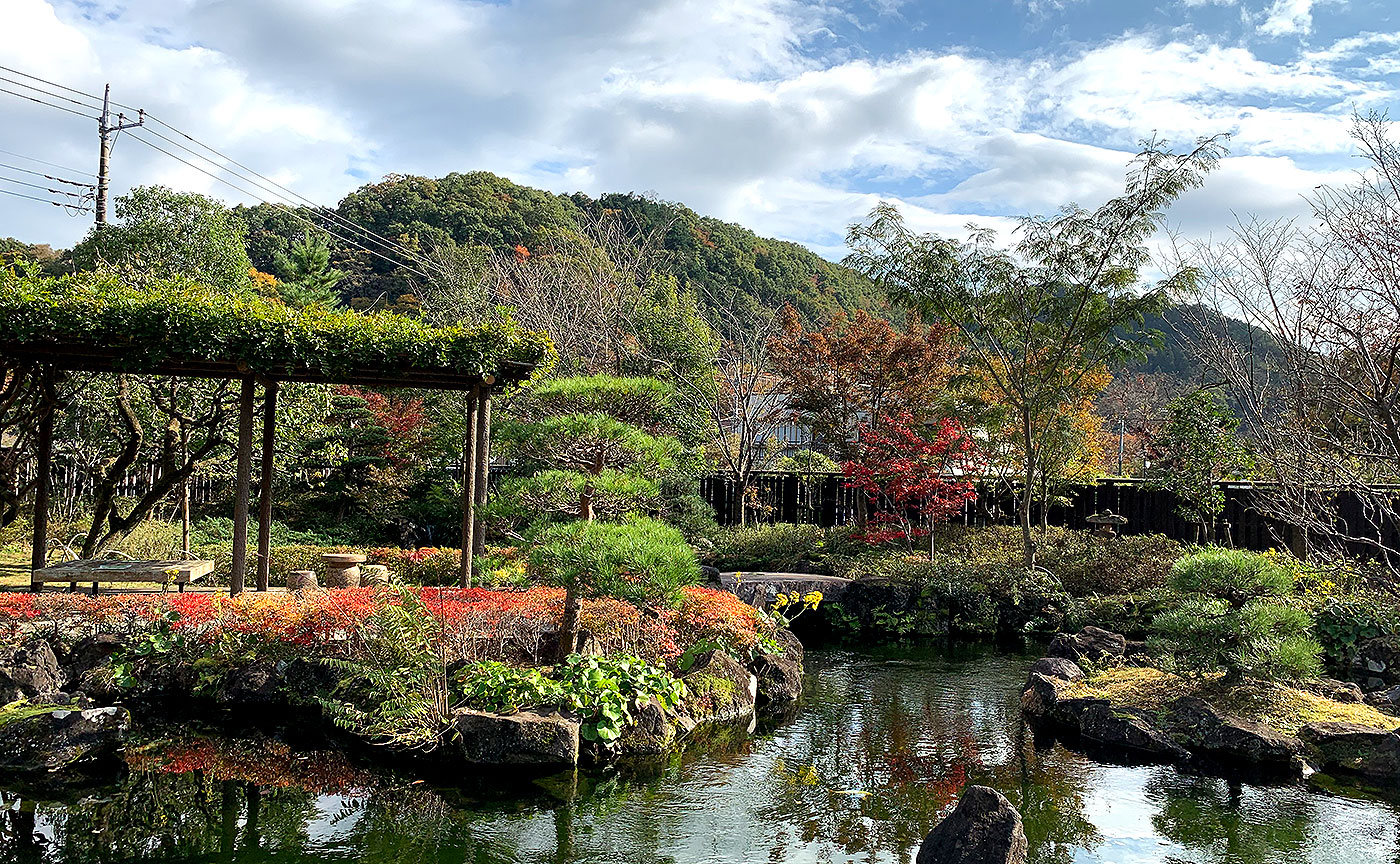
[1029,657,1084,682]
[1020,672,1069,719]
[916,785,1027,864]
[1300,722,1400,779]
[1046,627,1127,665]
[682,650,757,725]
[1365,684,1400,714]
[751,630,803,707]
[451,709,580,766]
[1164,696,1305,773]
[0,706,130,775]
[1077,703,1189,760]
[615,698,676,756]
[1353,636,1400,685]
[0,640,64,704]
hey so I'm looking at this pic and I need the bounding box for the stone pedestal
[287,570,318,592]
[361,564,391,587]
[322,553,366,588]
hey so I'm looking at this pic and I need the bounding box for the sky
[1,0,1398,261]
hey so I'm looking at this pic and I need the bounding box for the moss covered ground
[1063,667,1400,736]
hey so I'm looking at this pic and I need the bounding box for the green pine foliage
[1151,548,1322,682]
[528,515,699,609]
[274,231,347,309]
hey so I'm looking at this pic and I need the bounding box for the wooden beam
[472,384,493,560]
[29,368,55,591]
[255,380,278,592]
[230,377,255,596]
[458,390,478,589]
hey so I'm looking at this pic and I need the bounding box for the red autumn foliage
[0,585,762,667]
[843,412,979,549]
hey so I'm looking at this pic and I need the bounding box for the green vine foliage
[0,266,552,381]
[455,654,685,743]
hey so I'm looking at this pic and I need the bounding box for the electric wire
[0,160,95,188]
[0,86,97,119]
[126,131,435,281]
[0,186,92,212]
[0,147,96,179]
[0,63,438,276]
[140,121,440,273]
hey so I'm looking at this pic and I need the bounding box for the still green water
[2,644,1398,863]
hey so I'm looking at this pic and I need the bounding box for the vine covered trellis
[0,267,551,593]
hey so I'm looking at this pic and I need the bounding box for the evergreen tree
[1147,389,1252,541]
[275,231,346,308]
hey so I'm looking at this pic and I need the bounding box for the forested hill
[1126,304,1285,384]
[235,171,885,325]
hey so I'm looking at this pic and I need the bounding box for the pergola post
[255,380,278,592]
[29,368,55,591]
[230,376,255,596]
[472,381,494,561]
[458,389,479,589]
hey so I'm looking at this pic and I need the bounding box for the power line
[0,85,97,120]
[0,73,104,113]
[0,160,95,189]
[0,147,96,179]
[126,131,435,281]
[0,173,93,200]
[0,63,104,106]
[0,63,437,274]
[0,186,92,212]
[140,121,439,273]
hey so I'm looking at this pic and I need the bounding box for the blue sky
[3,0,1399,260]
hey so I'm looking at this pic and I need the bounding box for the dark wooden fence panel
[698,472,1400,557]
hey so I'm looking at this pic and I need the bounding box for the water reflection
[0,644,1397,863]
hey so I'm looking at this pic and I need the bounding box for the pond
[2,644,1399,863]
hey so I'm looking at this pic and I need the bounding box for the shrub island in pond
[0,583,804,784]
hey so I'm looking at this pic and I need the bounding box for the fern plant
[318,587,452,750]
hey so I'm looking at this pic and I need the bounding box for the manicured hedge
[0,269,552,380]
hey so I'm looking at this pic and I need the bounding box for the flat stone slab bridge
[717,572,853,609]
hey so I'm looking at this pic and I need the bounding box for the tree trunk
[1020,412,1037,569]
[559,582,581,662]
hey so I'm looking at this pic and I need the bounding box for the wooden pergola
[6,342,538,594]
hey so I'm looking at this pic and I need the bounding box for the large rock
[1046,627,1127,665]
[1353,636,1400,685]
[682,650,758,725]
[451,709,580,766]
[216,659,284,705]
[1164,697,1304,773]
[1300,678,1365,705]
[0,641,65,704]
[0,706,130,775]
[63,634,125,680]
[916,785,1027,864]
[615,698,676,756]
[1077,703,1189,760]
[1020,672,1066,719]
[751,630,804,707]
[1365,684,1400,714]
[1300,722,1400,779]
[1029,657,1084,682]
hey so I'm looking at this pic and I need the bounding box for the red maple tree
[843,411,978,558]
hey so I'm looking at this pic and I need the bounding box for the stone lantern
[1086,509,1128,539]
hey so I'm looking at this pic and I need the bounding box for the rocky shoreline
[1021,626,1400,782]
[0,628,805,788]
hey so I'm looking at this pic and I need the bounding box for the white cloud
[0,0,1394,269]
[1259,0,1337,37]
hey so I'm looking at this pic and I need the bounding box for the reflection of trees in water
[745,654,1102,864]
[1147,773,1316,864]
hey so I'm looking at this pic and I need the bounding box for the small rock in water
[916,785,1027,864]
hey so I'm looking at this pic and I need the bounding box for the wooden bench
[30,559,215,594]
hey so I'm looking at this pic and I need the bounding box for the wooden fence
[698,472,1400,558]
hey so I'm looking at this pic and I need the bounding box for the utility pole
[95,83,143,226]
[1117,418,1126,476]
